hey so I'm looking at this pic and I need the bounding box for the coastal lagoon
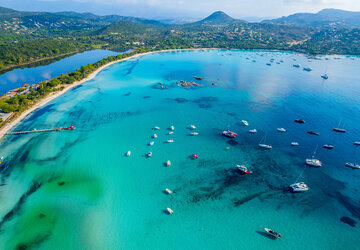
[0,49,360,249]
[0,49,122,95]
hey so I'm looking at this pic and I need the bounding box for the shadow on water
[0,182,42,230]
[256,230,277,240]
[162,209,171,215]
[340,216,357,227]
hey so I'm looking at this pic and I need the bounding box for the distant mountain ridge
[0,6,162,29]
[196,11,244,25]
[263,9,360,27]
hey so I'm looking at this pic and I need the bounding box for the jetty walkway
[6,126,76,135]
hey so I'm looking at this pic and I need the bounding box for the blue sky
[1,0,360,19]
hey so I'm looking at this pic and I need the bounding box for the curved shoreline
[0,49,199,140]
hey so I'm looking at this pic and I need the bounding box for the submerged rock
[340,216,356,227]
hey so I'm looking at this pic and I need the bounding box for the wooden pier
[6,126,76,135]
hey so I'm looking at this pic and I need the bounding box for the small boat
[126,151,131,157]
[333,128,346,133]
[293,64,301,68]
[166,160,171,167]
[222,130,237,138]
[0,156,4,164]
[321,74,328,79]
[168,131,174,135]
[149,141,155,146]
[170,126,175,131]
[266,63,271,66]
[242,120,249,126]
[194,76,203,80]
[147,152,152,158]
[165,188,172,194]
[190,125,196,130]
[167,208,174,214]
[264,228,281,239]
[307,131,319,136]
[154,126,160,130]
[294,119,305,124]
[192,154,198,159]
[259,144,272,149]
[345,163,360,169]
[166,139,174,143]
[290,182,309,192]
[190,132,199,136]
[153,134,158,138]
[354,141,360,146]
[236,165,252,174]
[249,129,257,133]
[277,128,286,133]
[291,142,299,146]
[323,144,334,149]
[306,159,322,167]
[259,134,272,149]
[303,67,312,71]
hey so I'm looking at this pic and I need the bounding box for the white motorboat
[167,208,174,214]
[166,139,174,143]
[323,144,334,149]
[190,125,196,130]
[165,188,172,194]
[153,134,158,138]
[154,126,160,130]
[222,130,237,138]
[149,141,154,146]
[236,165,252,174]
[291,142,299,146]
[168,131,174,135]
[166,160,171,167]
[190,132,199,136]
[249,129,257,133]
[345,163,360,169]
[242,120,249,126]
[259,144,272,149]
[277,128,286,133]
[303,67,312,71]
[264,228,281,239]
[170,125,175,131]
[126,151,131,157]
[306,159,322,167]
[354,141,360,146]
[290,182,309,192]
[147,152,152,157]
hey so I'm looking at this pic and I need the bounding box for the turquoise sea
[0,49,360,249]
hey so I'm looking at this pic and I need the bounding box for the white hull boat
[290,182,309,192]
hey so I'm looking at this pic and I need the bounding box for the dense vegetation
[1,7,360,72]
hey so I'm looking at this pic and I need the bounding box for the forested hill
[1,6,360,72]
[263,9,360,28]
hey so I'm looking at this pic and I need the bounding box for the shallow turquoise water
[0,49,360,249]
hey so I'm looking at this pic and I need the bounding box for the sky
[1,0,360,20]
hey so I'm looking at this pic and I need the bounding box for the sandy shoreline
[0,49,201,140]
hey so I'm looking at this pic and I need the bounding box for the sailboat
[305,146,322,167]
[333,120,346,133]
[259,134,272,149]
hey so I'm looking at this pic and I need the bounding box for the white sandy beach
[0,49,201,140]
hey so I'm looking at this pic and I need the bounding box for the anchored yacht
[290,182,309,192]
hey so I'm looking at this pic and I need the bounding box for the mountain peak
[199,11,237,25]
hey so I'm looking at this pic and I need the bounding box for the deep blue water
[0,49,122,95]
[0,49,359,249]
